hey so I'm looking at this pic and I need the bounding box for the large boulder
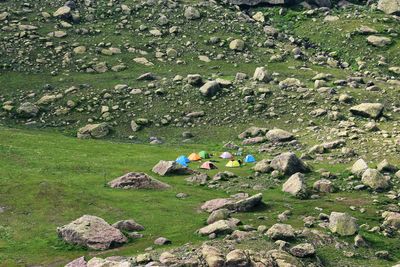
[198,219,238,236]
[329,212,358,236]
[199,81,221,97]
[229,39,245,51]
[266,223,295,240]
[252,159,272,173]
[361,169,390,191]
[378,0,400,15]
[313,179,335,193]
[57,215,128,250]
[108,172,170,189]
[267,250,302,266]
[201,193,263,213]
[77,123,110,139]
[366,36,392,47]
[382,211,400,231]
[152,160,194,176]
[266,128,294,142]
[225,249,250,267]
[16,102,39,118]
[290,243,316,258]
[86,257,131,267]
[238,126,268,139]
[270,152,310,176]
[201,245,225,267]
[282,172,307,198]
[350,103,384,119]
[351,159,368,177]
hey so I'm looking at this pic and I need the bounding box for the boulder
[282,173,307,198]
[313,179,335,193]
[16,102,39,118]
[329,212,358,236]
[225,249,249,267]
[227,0,292,6]
[77,123,109,139]
[377,159,398,173]
[290,243,315,257]
[378,0,400,15]
[270,152,310,176]
[253,67,271,82]
[108,172,170,190]
[186,173,210,185]
[229,39,245,51]
[152,160,194,176]
[252,159,272,173]
[198,219,238,236]
[112,220,144,232]
[57,215,128,250]
[361,169,390,191]
[201,193,263,213]
[65,257,87,267]
[266,223,295,240]
[350,103,384,119]
[351,159,368,177]
[266,128,294,142]
[199,81,221,97]
[207,209,230,225]
[267,250,302,266]
[86,257,131,267]
[184,6,200,20]
[201,245,225,267]
[53,6,71,18]
[382,211,400,231]
[154,237,171,245]
[366,36,392,47]
[238,126,268,139]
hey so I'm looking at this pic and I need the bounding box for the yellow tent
[188,153,201,161]
[226,160,240,168]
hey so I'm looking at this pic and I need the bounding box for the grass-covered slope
[0,127,400,266]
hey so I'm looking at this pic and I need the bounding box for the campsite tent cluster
[175,151,256,170]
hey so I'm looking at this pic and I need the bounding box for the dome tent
[200,161,218,170]
[244,154,256,163]
[226,160,240,168]
[199,151,210,159]
[176,155,190,167]
[220,151,233,159]
[188,153,201,161]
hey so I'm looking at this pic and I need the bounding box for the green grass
[0,127,399,266]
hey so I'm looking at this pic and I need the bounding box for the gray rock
[152,160,194,176]
[350,103,384,119]
[329,212,358,236]
[266,223,295,240]
[378,0,400,15]
[16,102,39,118]
[290,243,315,257]
[282,172,307,198]
[271,152,310,176]
[199,81,221,97]
[77,123,109,139]
[57,215,128,250]
[266,128,294,142]
[112,219,145,232]
[361,168,390,191]
[108,172,170,190]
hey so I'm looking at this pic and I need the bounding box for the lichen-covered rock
[16,102,39,118]
[329,212,358,236]
[361,169,390,191]
[201,245,225,267]
[77,123,110,139]
[282,172,308,198]
[57,215,128,250]
[271,152,310,176]
[266,223,295,240]
[350,103,384,119]
[378,0,400,15]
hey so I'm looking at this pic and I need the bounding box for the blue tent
[244,154,256,163]
[176,155,190,166]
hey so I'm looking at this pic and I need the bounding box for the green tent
[199,150,210,159]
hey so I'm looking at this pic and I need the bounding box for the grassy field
[0,127,399,266]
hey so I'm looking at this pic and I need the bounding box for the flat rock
[108,172,170,189]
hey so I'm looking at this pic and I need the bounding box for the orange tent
[188,153,201,161]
